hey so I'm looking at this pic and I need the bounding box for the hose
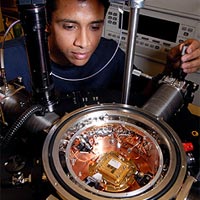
[0,104,45,149]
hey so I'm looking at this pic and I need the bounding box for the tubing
[0,104,45,148]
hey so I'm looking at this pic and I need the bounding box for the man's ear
[45,24,51,35]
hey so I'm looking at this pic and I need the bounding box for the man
[2,0,200,98]
[1,2,200,198]
[46,0,125,93]
[46,0,200,92]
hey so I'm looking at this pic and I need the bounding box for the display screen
[120,11,179,43]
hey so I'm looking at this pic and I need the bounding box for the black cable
[0,104,45,149]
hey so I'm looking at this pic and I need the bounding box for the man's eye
[90,24,102,31]
[63,24,76,30]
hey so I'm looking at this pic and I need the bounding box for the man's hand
[167,39,200,73]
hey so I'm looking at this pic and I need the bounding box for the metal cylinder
[142,84,183,121]
[17,4,56,112]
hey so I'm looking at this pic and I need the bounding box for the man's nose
[74,29,91,49]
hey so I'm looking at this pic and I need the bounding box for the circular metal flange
[42,103,186,200]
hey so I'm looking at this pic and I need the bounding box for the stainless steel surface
[176,176,197,200]
[121,0,145,104]
[142,84,183,121]
[42,104,187,200]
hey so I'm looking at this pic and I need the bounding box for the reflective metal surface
[42,104,186,200]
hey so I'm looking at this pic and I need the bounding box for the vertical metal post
[121,0,145,104]
[17,0,56,112]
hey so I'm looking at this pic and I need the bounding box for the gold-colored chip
[89,151,136,192]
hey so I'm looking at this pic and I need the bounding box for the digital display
[120,11,180,43]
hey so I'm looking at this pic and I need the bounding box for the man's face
[48,0,105,66]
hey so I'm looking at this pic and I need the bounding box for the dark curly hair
[46,0,110,24]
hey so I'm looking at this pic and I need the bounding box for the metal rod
[121,0,145,104]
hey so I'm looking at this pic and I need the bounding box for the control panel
[104,2,200,64]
